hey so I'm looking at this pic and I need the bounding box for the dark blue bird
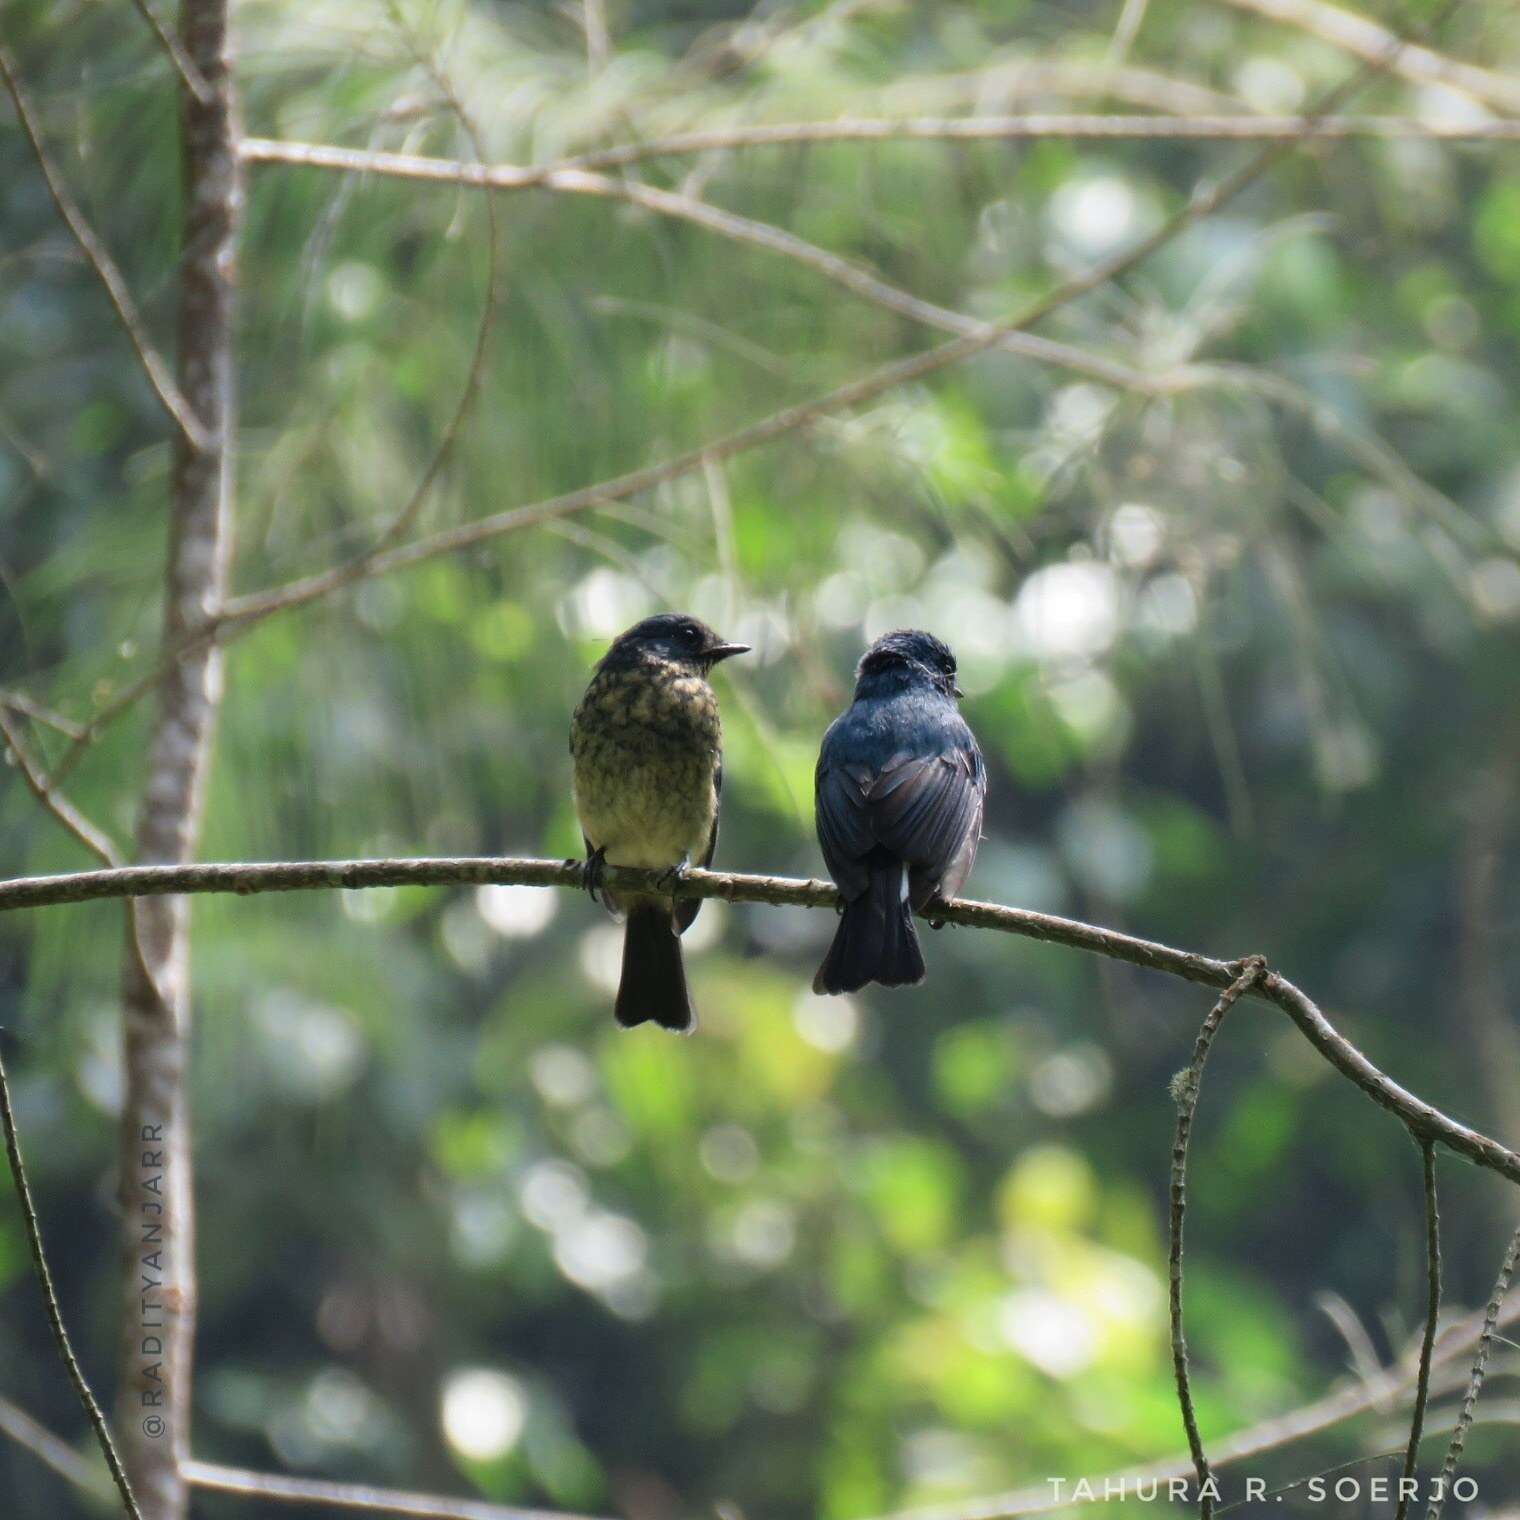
[813,630,987,995]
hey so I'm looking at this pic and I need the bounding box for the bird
[813,629,986,995]
[570,613,749,1031]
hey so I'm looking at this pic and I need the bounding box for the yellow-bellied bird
[571,614,749,1031]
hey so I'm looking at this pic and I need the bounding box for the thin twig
[545,113,1520,167]
[127,0,213,103]
[1169,957,1267,1517]
[0,856,1515,1186]
[0,47,209,452]
[0,700,171,1007]
[0,1393,112,1498]
[0,691,84,741]
[0,1043,143,1520]
[1213,0,1520,115]
[1427,1223,1520,1519]
[367,6,501,559]
[581,0,610,75]
[113,2,240,1506]
[42,313,1141,779]
[39,346,1466,785]
[1218,1447,1405,1515]
[182,1460,609,1519]
[217,1,1448,610]
[1396,1140,1442,1520]
[240,138,1145,390]
[44,9,1464,782]
[0,707,122,866]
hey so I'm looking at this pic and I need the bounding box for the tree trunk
[115,3,239,1515]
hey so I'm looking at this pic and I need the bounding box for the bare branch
[45,11,1455,783]
[215,4,1452,631]
[204,327,1135,625]
[43,347,1467,784]
[0,1043,143,1520]
[0,1393,112,1499]
[548,113,1520,168]
[364,8,501,560]
[245,135,1154,397]
[0,707,123,866]
[581,0,610,75]
[1170,362,1483,547]
[1105,0,1155,76]
[0,856,1516,1186]
[182,1460,610,1520]
[127,0,213,104]
[0,47,210,452]
[1214,0,1520,115]
[0,685,172,1011]
[966,58,1254,116]
[1168,958,1267,1517]
[0,691,84,741]
[1396,1142,1442,1520]
[114,1,241,1512]
[1427,1223,1520,1519]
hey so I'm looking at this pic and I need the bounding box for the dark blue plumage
[813,630,987,995]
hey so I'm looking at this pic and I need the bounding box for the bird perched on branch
[813,629,986,995]
[570,613,749,1031]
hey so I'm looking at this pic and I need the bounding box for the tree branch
[211,7,1447,622]
[241,137,1147,391]
[0,1393,112,1499]
[0,707,123,867]
[1427,1222,1520,1519]
[0,856,1516,1186]
[0,691,173,1012]
[127,0,213,105]
[1,1043,143,1519]
[0,691,85,742]
[181,1460,610,1520]
[1213,0,1520,115]
[545,113,1520,167]
[0,47,210,452]
[362,9,500,562]
[113,2,240,1513]
[1396,1141,1442,1520]
[39,21,1449,780]
[1168,960,1267,1515]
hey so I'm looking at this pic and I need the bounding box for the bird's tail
[813,864,925,995]
[616,900,695,1032]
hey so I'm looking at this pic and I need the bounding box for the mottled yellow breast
[569,656,722,869]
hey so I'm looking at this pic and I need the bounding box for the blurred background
[2,0,1519,1514]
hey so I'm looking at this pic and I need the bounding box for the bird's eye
[680,622,701,643]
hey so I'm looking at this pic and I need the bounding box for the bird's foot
[923,894,951,930]
[654,855,691,894]
[582,847,608,904]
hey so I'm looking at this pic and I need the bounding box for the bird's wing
[869,738,985,905]
[675,758,720,933]
[815,744,879,901]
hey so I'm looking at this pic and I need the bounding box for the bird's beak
[705,641,750,663]
[953,683,965,699]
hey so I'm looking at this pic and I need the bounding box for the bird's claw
[582,847,608,904]
[655,855,691,893]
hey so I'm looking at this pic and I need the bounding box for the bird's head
[856,628,962,699]
[604,613,750,674]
